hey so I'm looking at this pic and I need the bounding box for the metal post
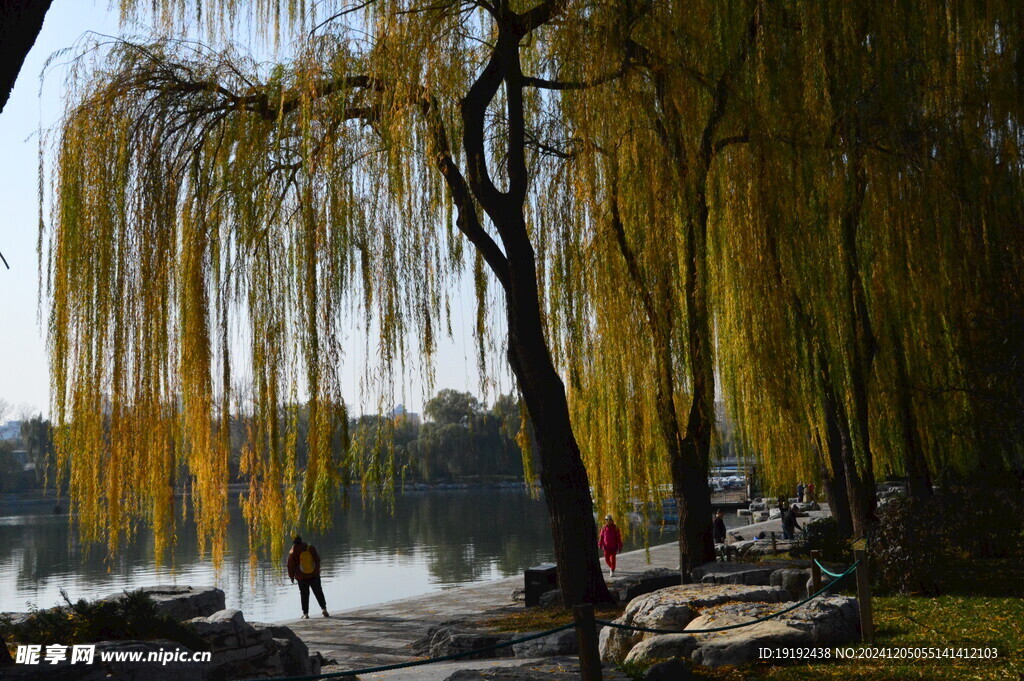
[810,549,822,594]
[573,604,603,681]
[853,549,874,642]
[770,531,777,554]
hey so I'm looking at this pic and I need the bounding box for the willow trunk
[503,231,614,606]
[891,330,932,499]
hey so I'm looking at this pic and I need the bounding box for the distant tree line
[0,414,56,493]
[220,389,529,486]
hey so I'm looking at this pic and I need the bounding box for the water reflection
[0,489,564,621]
[0,489,733,622]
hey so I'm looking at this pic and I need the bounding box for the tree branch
[309,0,379,35]
[160,72,381,122]
[521,65,627,91]
[421,98,510,289]
[712,132,749,154]
[461,44,506,217]
[513,0,569,36]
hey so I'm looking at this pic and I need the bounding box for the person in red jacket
[287,536,330,619]
[598,514,624,577]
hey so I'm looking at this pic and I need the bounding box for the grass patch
[480,604,625,633]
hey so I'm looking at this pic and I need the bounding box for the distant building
[0,420,22,443]
[390,405,421,426]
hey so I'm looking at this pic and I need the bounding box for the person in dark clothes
[782,504,799,541]
[287,536,330,619]
[796,481,805,503]
[713,509,728,544]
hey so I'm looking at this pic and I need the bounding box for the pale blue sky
[0,0,504,418]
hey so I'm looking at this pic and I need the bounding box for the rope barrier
[814,559,848,579]
[595,560,860,635]
[236,622,576,681]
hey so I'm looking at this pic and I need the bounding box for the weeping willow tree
[526,0,761,577]
[46,0,615,605]
[707,1,1024,536]
[529,0,1024,552]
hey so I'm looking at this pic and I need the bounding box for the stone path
[281,542,682,679]
[281,506,831,680]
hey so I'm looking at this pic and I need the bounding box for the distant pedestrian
[598,514,624,577]
[287,536,330,619]
[796,481,805,503]
[782,504,799,541]
[713,509,728,545]
[806,481,815,502]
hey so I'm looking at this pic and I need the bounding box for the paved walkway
[281,507,830,680]
[282,541,680,679]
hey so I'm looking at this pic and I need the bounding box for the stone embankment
[1,585,321,681]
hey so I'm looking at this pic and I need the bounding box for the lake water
[0,489,746,622]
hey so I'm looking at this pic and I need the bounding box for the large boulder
[620,596,859,668]
[102,586,225,622]
[609,568,681,603]
[413,625,515,660]
[622,635,701,666]
[700,567,775,587]
[538,590,562,608]
[691,560,808,583]
[598,584,789,663]
[251,623,311,676]
[688,621,807,668]
[185,609,312,678]
[511,627,579,657]
[770,569,813,600]
[412,620,466,654]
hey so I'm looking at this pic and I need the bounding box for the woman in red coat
[598,514,624,577]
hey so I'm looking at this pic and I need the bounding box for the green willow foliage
[46,0,1024,563]
[539,0,1024,513]
[49,4,499,565]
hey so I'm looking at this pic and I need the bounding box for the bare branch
[712,132,749,154]
[514,0,569,36]
[521,65,627,91]
[421,98,511,289]
[310,0,378,35]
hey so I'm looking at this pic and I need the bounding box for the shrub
[790,516,852,563]
[871,495,948,595]
[870,483,1024,595]
[938,484,1022,559]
